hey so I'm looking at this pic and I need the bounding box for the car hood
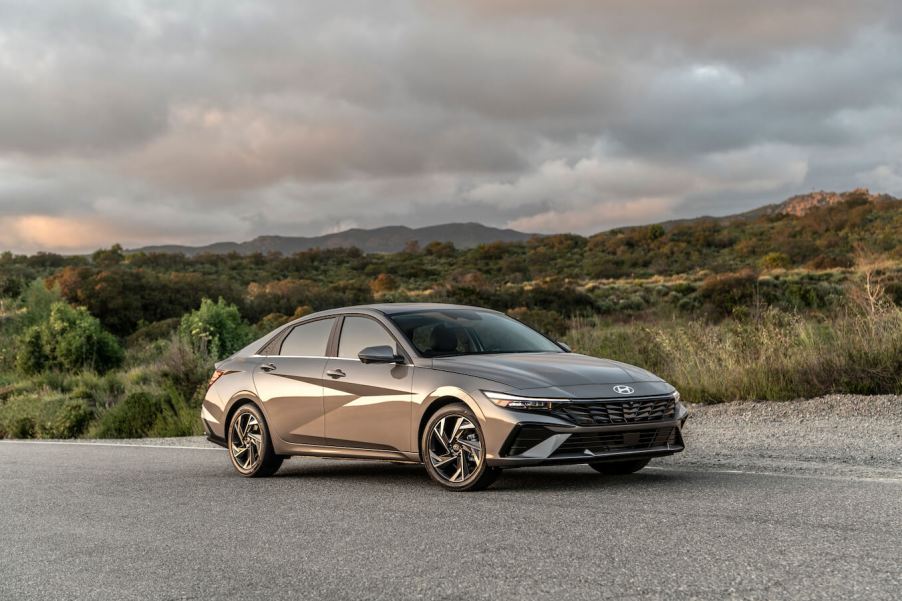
[430,352,664,391]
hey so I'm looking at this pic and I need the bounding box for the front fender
[412,386,487,454]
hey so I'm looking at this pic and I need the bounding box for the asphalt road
[1,441,900,601]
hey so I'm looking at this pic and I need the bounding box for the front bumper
[487,419,684,467]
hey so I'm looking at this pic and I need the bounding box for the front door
[323,316,413,452]
[252,317,337,446]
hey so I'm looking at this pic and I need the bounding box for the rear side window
[279,318,336,357]
[338,316,396,359]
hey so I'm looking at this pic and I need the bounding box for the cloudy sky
[1,0,901,253]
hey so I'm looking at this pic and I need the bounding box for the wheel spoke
[459,453,469,480]
[429,452,458,468]
[457,438,480,453]
[449,417,464,443]
[449,461,463,482]
[247,441,256,468]
[432,423,451,452]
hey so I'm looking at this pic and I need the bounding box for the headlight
[482,391,564,409]
[673,390,681,404]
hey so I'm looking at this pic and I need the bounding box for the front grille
[504,425,680,457]
[549,396,675,426]
[552,426,677,456]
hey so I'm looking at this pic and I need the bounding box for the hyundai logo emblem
[613,385,635,395]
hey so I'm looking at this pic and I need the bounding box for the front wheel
[588,458,650,475]
[228,404,283,477]
[421,403,500,491]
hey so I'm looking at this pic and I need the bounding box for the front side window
[279,318,336,357]
[338,316,396,359]
[389,309,562,357]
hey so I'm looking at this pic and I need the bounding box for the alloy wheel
[427,415,483,483]
[230,411,263,472]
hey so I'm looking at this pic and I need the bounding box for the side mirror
[358,345,404,364]
[557,341,572,352]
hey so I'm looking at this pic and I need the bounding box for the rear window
[279,318,336,357]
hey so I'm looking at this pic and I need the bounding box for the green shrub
[15,302,123,375]
[759,252,791,270]
[126,317,180,348]
[43,398,93,438]
[159,336,214,402]
[15,326,48,374]
[91,388,202,438]
[178,297,252,360]
[92,391,165,438]
[698,270,759,318]
[147,389,203,437]
[0,392,93,439]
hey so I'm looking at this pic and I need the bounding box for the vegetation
[1,196,901,438]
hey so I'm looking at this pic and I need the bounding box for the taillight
[208,369,226,388]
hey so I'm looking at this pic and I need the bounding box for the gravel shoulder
[657,394,902,479]
[54,393,902,479]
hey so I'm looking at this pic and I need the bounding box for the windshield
[388,309,563,357]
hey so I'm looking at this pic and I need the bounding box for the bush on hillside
[92,388,202,438]
[0,392,93,439]
[15,302,123,375]
[178,297,252,360]
[698,270,759,318]
[92,391,165,438]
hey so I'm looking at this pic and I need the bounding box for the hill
[743,188,899,218]
[132,222,535,256]
[130,189,900,256]
[660,188,900,229]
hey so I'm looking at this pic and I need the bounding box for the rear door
[252,317,337,446]
[323,315,414,452]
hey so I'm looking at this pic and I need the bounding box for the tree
[178,297,252,360]
[15,302,123,374]
[92,244,125,267]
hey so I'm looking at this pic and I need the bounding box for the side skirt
[276,441,420,464]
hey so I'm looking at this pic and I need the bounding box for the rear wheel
[421,403,500,491]
[228,404,283,477]
[588,458,650,475]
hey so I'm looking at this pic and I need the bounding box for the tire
[588,458,650,475]
[421,403,500,491]
[227,403,283,477]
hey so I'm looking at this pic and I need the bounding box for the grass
[567,305,902,402]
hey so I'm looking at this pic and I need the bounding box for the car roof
[290,302,496,321]
[345,302,491,315]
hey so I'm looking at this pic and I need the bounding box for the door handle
[326,368,346,379]
[260,363,277,372]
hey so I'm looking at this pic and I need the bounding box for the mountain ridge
[131,222,535,256]
[656,188,899,230]
[129,189,900,256]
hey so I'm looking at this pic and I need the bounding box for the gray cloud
[0,0,901,252]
